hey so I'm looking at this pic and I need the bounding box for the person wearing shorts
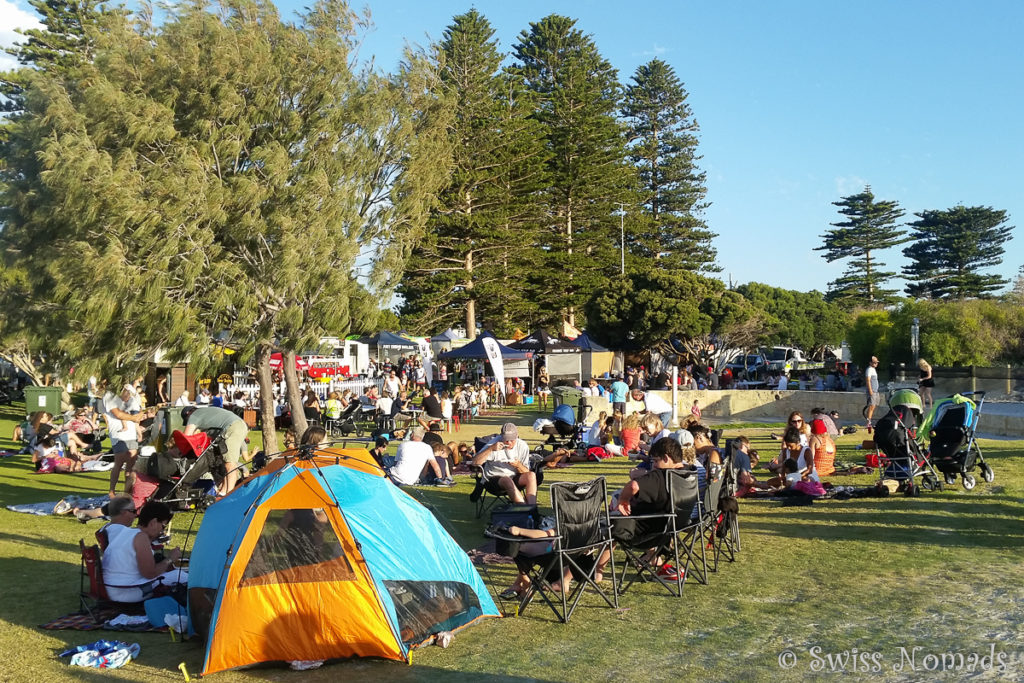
[181,406,248,495]
[864,356,881,430]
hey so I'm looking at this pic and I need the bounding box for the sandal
[499,588,519,600]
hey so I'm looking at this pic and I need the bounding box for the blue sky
[4,0,1022,295]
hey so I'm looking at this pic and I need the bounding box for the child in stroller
[925,391,993,490]
[132,429,228,509]
[326,399,363,437]
[873,389,940,496]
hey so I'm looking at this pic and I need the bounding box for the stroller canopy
[187,448,498,674]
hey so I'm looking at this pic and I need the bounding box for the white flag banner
[481,336,505,397]
[418,339,433,386]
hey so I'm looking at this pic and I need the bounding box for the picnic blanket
[41,608,167,633]
[6,495,109,516]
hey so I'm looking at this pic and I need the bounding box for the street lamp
[910,318,920,364]
[614,203,627,275]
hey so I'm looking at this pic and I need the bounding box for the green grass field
[1,399,1022,682]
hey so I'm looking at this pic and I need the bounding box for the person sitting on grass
[102,501,187,603]
[768,427,818,487]
[809,418,836,477]
[32,434,82,472]
[299,425,328,448]
[688,423,723,469]
[470,422,536,505]
[731,436,771,497]
[387,426,453,487]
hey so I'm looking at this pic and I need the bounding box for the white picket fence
[219,375,384,404]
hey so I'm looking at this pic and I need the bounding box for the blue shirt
[610,380,629,403]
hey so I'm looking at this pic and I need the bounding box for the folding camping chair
[488,477,618,623]
[79,540,111,622]
[612,468,704,597]
[469,437,545,519]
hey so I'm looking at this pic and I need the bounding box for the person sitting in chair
[470,422,537,505]
[611,438,692,580]
[418,388,445,431]
[102,501,187,603]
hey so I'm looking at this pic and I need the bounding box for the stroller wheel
[962,474,976,491]
[904,483,918,497]
[980,464,995,483]
[944,472,957,486]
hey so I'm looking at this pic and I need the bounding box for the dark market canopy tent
[437,332,532,361]
[572,331,619,378]
[510,329,581,380]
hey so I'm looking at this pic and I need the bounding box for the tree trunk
[566,202,575,328]
[0,351,44,386]
[282,350,308,437]
[465,250,476,340]
[255,342,278,456]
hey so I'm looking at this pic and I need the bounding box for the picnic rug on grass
[41,607,168,633]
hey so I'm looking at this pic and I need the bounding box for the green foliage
[585,269,755,367]
[398,9,548,337]
[734,283,849,357]
[511,15,635,323]
[846,309,894,368]
[902,205,1014,299]
[816,186,908,307]
[622,59,716,272]
[887,300,1024,366]
[0,0,450,384]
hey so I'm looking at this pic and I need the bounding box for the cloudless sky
[3,0,1022,295]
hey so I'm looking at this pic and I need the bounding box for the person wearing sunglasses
[102,501,187,603]
[72,495,137,526]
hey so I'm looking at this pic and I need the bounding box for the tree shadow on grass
[0,530,80,555]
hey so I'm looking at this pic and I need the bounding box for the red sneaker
[657,563,680,581]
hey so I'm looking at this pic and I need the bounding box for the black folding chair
[612,468,703,597]
[488,477,618,623]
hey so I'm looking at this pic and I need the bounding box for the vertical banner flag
[481,336,505,398]
[418,339,434,387]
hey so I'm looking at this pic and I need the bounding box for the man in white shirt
[864,356,881,429]
[470,422,536,505]
[104,384,146,499]
[389,426,452,486]
[384,371,401,399]
[631,389,673,427]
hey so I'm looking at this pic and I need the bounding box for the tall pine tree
[622,58,717,272]
[511,15,634,327]
[398,10,548,337]
[902,206,1014,299]
[816,186,908,307]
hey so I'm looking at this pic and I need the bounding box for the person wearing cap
[181,405,248,495]
[865,356,881,430]
[471,422,536,505]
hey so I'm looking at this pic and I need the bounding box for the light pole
[910,318,920,364]
[614,202,627,275]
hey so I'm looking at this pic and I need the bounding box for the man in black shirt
[419,388,444,431]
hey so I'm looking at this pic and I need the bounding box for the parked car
[725,352,768,378]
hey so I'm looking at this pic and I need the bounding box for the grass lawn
[1,398,1023,682]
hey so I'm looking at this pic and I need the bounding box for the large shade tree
[902,205,1014,299]
[816,186,908,307]
[0,0,450,448]
[734,283,850,359]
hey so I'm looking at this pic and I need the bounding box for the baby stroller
[535,402,589,451]
[134,429,227,509]
[326,401,363,437]
[925,391,992,490]
[873,389,941,497]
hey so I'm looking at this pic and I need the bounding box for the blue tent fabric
[571,331,610,352]
[437,332,532,360]
[430,329,461,342]
[189,458,499,668]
